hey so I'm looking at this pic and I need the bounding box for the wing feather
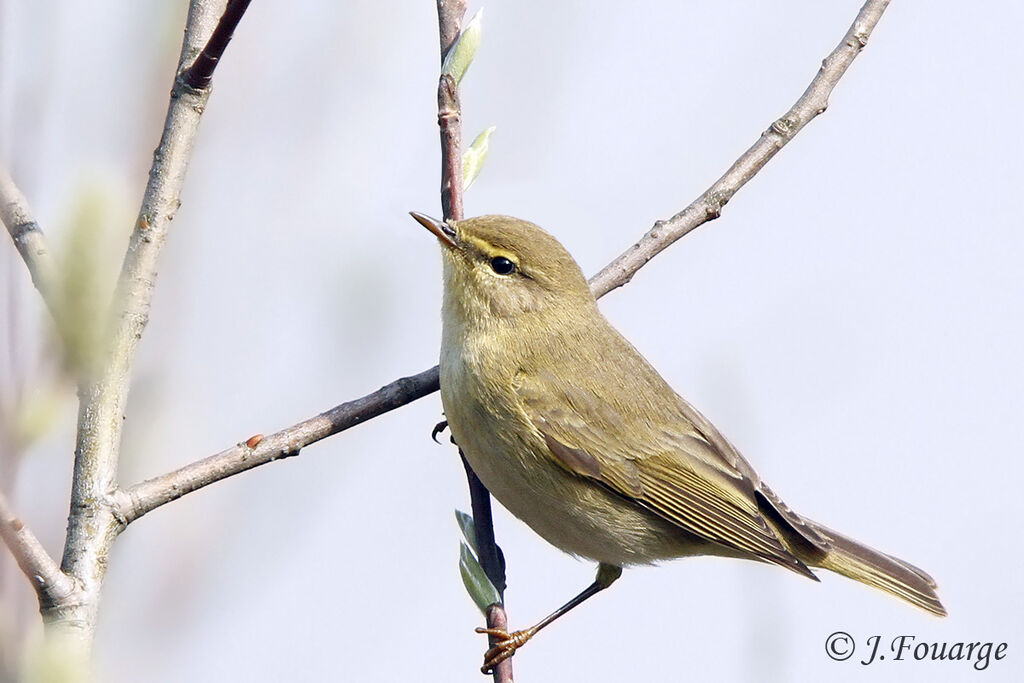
[519,373,818,578]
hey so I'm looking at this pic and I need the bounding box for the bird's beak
[409,211,459,250]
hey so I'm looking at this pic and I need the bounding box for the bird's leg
[476,563,622,674]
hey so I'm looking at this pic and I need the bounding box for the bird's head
[410,213,594,325]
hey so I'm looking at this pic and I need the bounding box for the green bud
[441,7,483,85]
[462,126,496,191]
[459,542,502,613]
[455,509,478,554]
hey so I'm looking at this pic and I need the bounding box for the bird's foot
[475,626,538,674]
[431,420,448,443]
[432,419,458,445]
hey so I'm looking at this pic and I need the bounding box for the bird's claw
[431,420,448,443]
[475,626,536,674]
[431,419,458,445]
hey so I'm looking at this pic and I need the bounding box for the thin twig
[589,0,891,298]
[461,456,505,595]
[435,2,513,680]
[180,0,253,89]
[437,0,468,222]
[116,367,440,523]
[436,0,466,53]
[0,166,60,321]
[0,490,79,608]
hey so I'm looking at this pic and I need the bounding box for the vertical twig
[437,0,467,222]
[460,456,505,595]
[435,2,513,681]
[461,458,511,677]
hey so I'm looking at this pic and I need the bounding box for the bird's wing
[516,370,824,577]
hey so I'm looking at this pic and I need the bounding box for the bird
[410,212,946,673]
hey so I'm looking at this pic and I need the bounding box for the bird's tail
[803,519,947,617]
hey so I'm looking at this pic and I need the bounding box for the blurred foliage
[52,181,131,381]
[1,178,130,458]
[9,384,64,452]
[21,632,87,683]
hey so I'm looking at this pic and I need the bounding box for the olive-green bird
[411,212,945,672]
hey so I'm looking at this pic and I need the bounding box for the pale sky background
[1,1,1022,682]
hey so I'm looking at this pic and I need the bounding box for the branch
[435,4,513,680]
[589,0,891,298]
[0,166,61,321]
[116,367,440,524]
[0,490,79,608]
[437,0,468,221]
[51,0,249,647]
[63,3,212,578]
[461,456,505,595]
[180,0,253,90]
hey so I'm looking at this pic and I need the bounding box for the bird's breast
[438,324,703,565]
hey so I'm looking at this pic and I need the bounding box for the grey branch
[590,0,891,298]
[116,368,441,524]
[0,166,61,320]
[0,490,79,608]
[116,0,891,535]
[49,0,228,654]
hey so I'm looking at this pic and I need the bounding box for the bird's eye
[490,256,516,275]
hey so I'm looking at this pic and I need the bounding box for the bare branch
[116,367,440,524]
[589,0,891,298]
[0,166,61,320]
[437,0,467,55]
[437,0,468,221]
[0,490,79,608]
[50,0,238,652]
[180,0,254,90]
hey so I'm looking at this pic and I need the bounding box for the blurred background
[1,1,1021,681]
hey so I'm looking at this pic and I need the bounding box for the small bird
[410,212,946,672]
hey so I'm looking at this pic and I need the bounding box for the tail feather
[803,519,947,617]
